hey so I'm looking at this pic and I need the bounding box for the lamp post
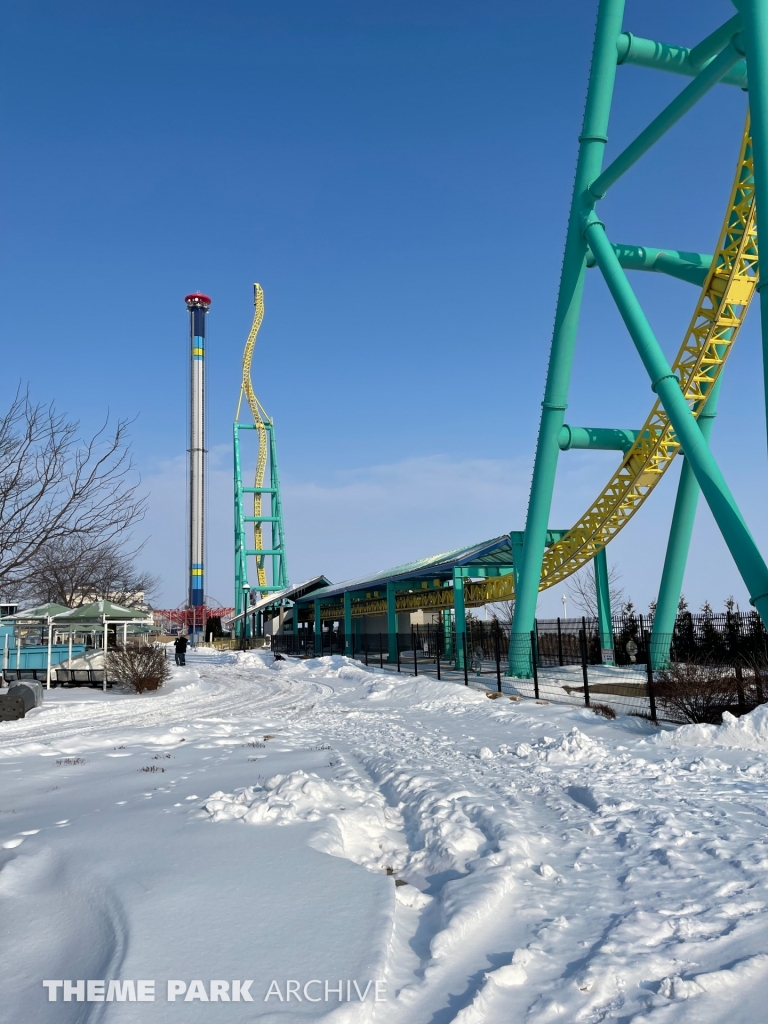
[240,583,250,650]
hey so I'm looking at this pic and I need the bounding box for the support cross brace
[586,219,768,621]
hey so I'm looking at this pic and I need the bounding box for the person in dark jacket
[173,634,189,666]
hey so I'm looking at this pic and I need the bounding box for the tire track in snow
[0,652,331,754]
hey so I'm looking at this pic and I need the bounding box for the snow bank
[659,953,768,1000]
[515,726,606,763]
[658,703,768,751]
[204,769,408,872]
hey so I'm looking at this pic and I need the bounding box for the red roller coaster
[152,600,235,636]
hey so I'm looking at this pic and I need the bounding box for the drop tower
[185,292,211,614]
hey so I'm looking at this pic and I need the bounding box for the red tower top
[185,293,212,309]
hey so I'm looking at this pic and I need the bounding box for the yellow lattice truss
[236,283,271,589]
[474,116,757,606]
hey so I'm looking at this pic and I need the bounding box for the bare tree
[565,561,624,619]
[23,536,159,608]
[0,388,147,596]
[488,600,514,626]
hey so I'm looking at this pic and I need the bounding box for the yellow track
[236,283,270,589]
[481,116,757,605]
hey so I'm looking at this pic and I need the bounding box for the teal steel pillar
[594,547,614,662]
[737,1,768,455]
[453,568,467,669]
[386,582,397,662]
[292,604,298,635]
[510,0,625,674]
[314,598,322,655]
[650,374,723,666]
[343,591,352,657]
[233,424,248,617]
[442,608,454,659]
[587,222,768,627]
[510,532,524,591]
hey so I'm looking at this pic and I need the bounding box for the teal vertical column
[510,532,524,591]
[737,2,768,454]
[292,603,298,635]
[510,0,625,675]
[267,422,289,589]
[443,607,454,659]
[594,547,613,662]
[453,568,467,669]
[233,424,248,617]
[650,375,723,666]
[386,582,397,662]
[314,598,322,656]
[343,591,352,657]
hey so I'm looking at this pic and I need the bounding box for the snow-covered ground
[3,649,768,1023]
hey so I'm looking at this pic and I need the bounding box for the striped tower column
[185,293,211,612]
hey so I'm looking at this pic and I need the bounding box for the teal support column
[510,0,625,675]
[314,598,322,656]
[586,243,712,286]
[558,425,639,451]
[650,374,723,667]
[233,424,248,616]
[594,547,614,662]
[510,532,525,591]
[386,582,397,662]
[453,568,467,669]
[737,2,768,457]
[292,605,298,635]
[589,38,744,200]
[343,591,352,657]
[587,222,768,627]
[616,23,747,88]
[442,608,454,659]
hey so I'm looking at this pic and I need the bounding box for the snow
[3,648,768,1022]
[658,703,768,752]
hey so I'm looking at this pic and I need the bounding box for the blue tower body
[185,293,211,611]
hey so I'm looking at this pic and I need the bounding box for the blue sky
[1,0,763,615]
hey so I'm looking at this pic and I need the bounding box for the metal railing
[271,623,768,725]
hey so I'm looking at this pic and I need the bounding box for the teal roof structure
[229,575,333,625]
[295,535,513,605]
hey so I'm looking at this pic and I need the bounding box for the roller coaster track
[477,116,757,607]
[236,283,270,589]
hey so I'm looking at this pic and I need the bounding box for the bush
[107,643,171,693]
[592,703,616,720]
[654,661,738,724]
[204,615,223,639]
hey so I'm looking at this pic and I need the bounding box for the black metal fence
[272,613,768,725]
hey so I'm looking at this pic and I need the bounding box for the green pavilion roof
[5,602,70,621]
[296,534,514,605]
[54,600,153,623]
